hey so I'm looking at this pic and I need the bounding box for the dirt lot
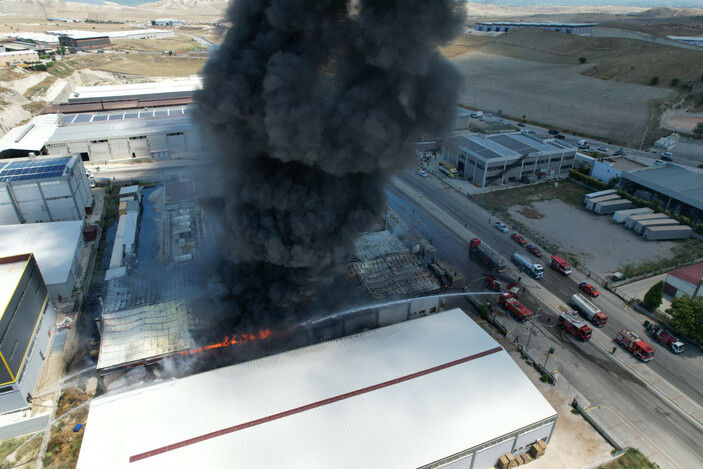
[452,50,672,145]
[666,114,703,131]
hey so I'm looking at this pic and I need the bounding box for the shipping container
[593,199,633,215]
[633,218,679,235]
[643,225,693,240]
[624,213,670,230]
[612,207,653,223]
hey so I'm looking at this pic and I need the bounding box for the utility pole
[638,125,648,151]
[525,307,541,351]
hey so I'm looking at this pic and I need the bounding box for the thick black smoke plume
[195,0,465,329]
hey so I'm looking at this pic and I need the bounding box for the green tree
[643,281,663,311]
[667,296,703,343]
[650,76,660,86]
[670,78,680,87]
[693,122,703,139]
[578,56,587,64]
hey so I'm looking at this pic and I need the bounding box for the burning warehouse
[78,309,557,468]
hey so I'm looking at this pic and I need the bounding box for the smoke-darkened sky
[195,0,465,330]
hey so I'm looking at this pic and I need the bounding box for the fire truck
[485,272,519,298]
[469,238,506,272]
[499,295,533,322]
[550,255,572,275]
[615,329,655,362]
[645,323,684,354]
[558,311,592,341]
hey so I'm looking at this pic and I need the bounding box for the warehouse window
[129,136,146,140]
[166,132,183,137]
[89,139,107,144]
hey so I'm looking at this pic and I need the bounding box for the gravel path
[509,200,677,275]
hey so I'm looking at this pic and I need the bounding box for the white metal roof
[0,221,83,286]
[48,115,192,143]
[47,29,172,40]
[70,77,202,101]
[77,309,556,469]
[0,114,59,153]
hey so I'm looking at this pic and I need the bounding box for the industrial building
[0,114,56,159]
[96,268,203,378]
[0,109,205,162]
[151,19,186,26]
[67,77,201,103]
[619,165,703,224]
[49,29,174,41]
[474,22,596,35]
[0,221,85,301]
[78,309,557,469]
[664,262,703,298]
[0,155,92,224]
[350,231,441,299]
[0,50,39,66]
[443,132,577,187]
[58,34,110,51]
[0,254,58,414]
[666,36,703,47]
[46,108,203,161]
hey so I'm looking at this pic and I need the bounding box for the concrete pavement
[395,170,703,467]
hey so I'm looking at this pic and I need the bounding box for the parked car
[579,283,600,297]
[614,149,625,156]
[548,129,559,135]
[526,245,542,257]
[511,233,527,245]
[660,152,673,161]
[528,130,537,134]
[555,134,565,139]
[598,146,608,152]
[418,169,428,177]
[495,222,508,232]
[517,123,526,127]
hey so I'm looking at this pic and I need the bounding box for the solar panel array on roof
[61,107,190,127]
[0,157,71,182]
[491,134,539,153]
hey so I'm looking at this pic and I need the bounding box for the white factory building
[0,50,39,66]
[474,22,596,35]
[47,108,205,161]
[77,309,557,469]
[68,77,201,103]
[0,220,85,301]
[0,253,58,413]
[0,155,92,224]
[0,110,206,163]
[443,132,577,187]
[46,29,174,41]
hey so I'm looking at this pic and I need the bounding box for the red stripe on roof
[129,346,503,463]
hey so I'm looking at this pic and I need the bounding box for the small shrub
[578,56,587,64]
[650,76,660,86]
[670,78,680,87]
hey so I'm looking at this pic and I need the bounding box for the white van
[577,139,588,146]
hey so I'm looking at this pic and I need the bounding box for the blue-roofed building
[442,132,577,187]
[0,154,92,224]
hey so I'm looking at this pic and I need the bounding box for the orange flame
[181,329,272,356]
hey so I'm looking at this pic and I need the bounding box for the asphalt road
[389,169,703,468]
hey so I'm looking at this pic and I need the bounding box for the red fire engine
[615,329,655,362]
[558,311,592,341]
